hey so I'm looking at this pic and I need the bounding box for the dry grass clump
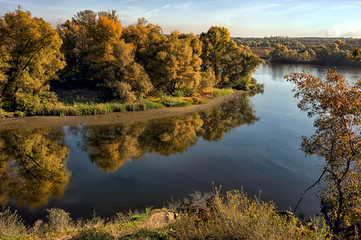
[170,188,330,240]
[0,207,26,237]
[0,189,332,240]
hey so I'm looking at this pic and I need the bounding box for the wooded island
[0,8,263,117]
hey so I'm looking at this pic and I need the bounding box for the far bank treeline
[0,9,263,117]
[236,36,361,66]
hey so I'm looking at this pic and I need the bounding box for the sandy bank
[0,90,248,130]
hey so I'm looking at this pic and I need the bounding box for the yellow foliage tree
[147,31,202,93]
[200,26,262,89]
[59,11,153,102]
[88,15,153,102]
[0,8,65,113]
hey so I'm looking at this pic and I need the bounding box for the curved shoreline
[0,90,248,130]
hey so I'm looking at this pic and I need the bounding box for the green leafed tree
[0,8,65,113]
[200,26,231,83]
[57,10,97,86]
[0,48,9,85]
[219,41,262,89]
[200,26,262,89]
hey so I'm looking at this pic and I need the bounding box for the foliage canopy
[286,69,361,234]
[0,8,64,113]
[0,8,262,116]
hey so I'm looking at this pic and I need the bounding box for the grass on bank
[0,188,333,240]
[0,87,244,118]
[0,101,164,118]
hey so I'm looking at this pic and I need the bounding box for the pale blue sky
[1,0,361,37]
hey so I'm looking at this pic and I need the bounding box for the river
[1,63,360,223]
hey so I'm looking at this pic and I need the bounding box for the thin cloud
[2,0,361,37]
[146,4,173,15]
[116,3,174,22]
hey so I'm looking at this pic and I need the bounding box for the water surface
[2,63,361,223]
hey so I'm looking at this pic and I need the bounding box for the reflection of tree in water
[86,115,203,172]
[141,114,204,156]
[200,94,259,141]
[86,94,259,172]
[88,124,147,172]
[0,128,70,207]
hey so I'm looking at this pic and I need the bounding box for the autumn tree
[0,8,65,113]
[58,11,153,102]
[57,10,97,86]
[200,26,262,89]
[145,31,202,93]
[269,43,298,63]
[314,42,350,66]
[286,69,361,234]
[123,20,204,93]
[219,42,262,89]
[87,14,153,102]
[200,26,231,83]
[122,18,165,66]
[0,48,8,85]
[268,40,358,66]
[176,32,203,90]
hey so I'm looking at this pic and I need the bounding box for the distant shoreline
[0,90,248,130]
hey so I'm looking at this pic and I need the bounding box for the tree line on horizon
[0,8,262,116]
[268,40,360,66]
[236,37,361,66]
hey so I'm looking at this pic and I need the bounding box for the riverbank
[0,90,250,130]
[0,189,331,240]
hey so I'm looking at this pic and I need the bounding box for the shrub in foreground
[0,189,334,239]
[170,189,330,240]
[0,207,26,237]
[46,208,73,232]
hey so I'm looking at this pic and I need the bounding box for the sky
[1,0,361,37]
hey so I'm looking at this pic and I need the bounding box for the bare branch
[293,169,326,214]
